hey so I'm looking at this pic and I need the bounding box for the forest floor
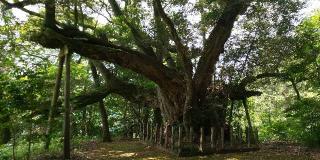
[35,140,320,160]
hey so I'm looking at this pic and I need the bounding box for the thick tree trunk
[45,53,64,150]
[158,85,227,130]
[63,46,71,160]
[90,62,111,142]
[157,87,185,124]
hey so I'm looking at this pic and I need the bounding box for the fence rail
[134,122,260,156]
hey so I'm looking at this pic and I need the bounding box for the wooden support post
[246,126,250,147]
[139,123,143,141]
[63,46,71,160]
[178,125,182,149]
[238,126,242,144]
[220,127,224,150]
[159,125,162,146]
[230,126,233,147]
[146,122,149,142]
[199,127,204,152]
[243,99,253,147]
[149,124,153,142]
[210,127,214,149]
[165,125,168,148]
[154,124,158,143]
[171,125,174,150]
[189,126,193,142]
[254,128,259,145]
[45,52,64,151]
[142,123,145,141]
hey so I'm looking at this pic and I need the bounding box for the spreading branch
[0,0,43,17]
[73,61,157,107]
[240,72,289,87]
[1,0,41,9]
[107,0,156,57]
[194,0,252,94]
[153,0,175,67]
[234,72,301,100]
[154,0,193,77]
[32,28,183,88]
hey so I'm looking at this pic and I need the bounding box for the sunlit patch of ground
[73,140,318,160]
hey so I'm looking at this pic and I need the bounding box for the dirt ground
[34,140,320,160]
[75,140,319,160]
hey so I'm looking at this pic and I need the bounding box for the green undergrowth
[0,136,98,160]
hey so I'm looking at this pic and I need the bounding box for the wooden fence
[134,122,259,156]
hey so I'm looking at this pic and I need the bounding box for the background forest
[0,0,319,159]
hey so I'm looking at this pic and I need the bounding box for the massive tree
[0,0,303,128]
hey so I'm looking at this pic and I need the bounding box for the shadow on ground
[71,140,317,160]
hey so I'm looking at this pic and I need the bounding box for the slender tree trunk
[229,101,234,145]
[86,107,93,136]
[27,123,32,160]
[291,80,301,101]
[63,46,71,160]
[90,62,111,142]
[12,129,16,160]
[45,53,64,150]
[82,109,87,136]
[229,101,234,126]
